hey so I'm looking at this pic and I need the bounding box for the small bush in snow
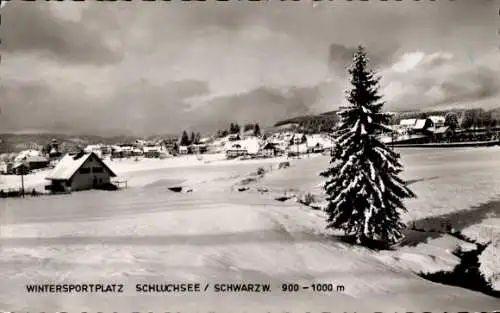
[278,161,290,169]
[302,192,317,205]
[256,167,266,176]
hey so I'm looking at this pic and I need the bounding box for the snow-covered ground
[251,147,500,293]
[0,153,289,191]
[0,149,499,311]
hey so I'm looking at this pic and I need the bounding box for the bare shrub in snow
[278,161,290,169]
[302,192,317,205]
[256,167,266,176]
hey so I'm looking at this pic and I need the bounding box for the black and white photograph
[0,0,499,311]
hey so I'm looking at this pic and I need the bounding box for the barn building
[45,151,117,192]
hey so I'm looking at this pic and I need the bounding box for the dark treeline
[214,122,261,138]
[274,108,500,134]
[179,130,201,146]
[274,111,339,134]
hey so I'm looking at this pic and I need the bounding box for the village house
[0,161,13,175]
[227,134,241,141]
[15,149,42,163]
[398,118,435,134]
[45,151,117,193]
[225,137,261,159]
[8,154,49,175]
[178,146,189,154]
[191,143,208,155]
[260,142,279,158]
[110,145,123,158]
[84,144,104,158]
[132,147,143,157]
[306,135,334,153]
[429,115,446,128]
[226,143,248,159]
[110,144,135,158]
[291,133,306,145]
[398,119,417,133]
[143,145,161,158]
[100,145,112,156]
[12,163,29,175]
[24,155,49,171]
[432,126,454,142]
[119,144,134,157]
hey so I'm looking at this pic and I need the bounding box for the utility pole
[20,157,27,197]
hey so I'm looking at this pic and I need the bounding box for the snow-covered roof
[306,135,334,149]
[46,152,116,180]
[433,126,450,134]
[25,155,48,163]
[111,145,122,152]
[15,149,41,162]
[85,144,102,150]
[399,119,416,126]
[13,162,28,169]
[225,138,261,154]
[413,119,427,130]
[143,146,161,152]
[429,115,445,124]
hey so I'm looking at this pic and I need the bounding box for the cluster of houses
[0,131,336,195]
[220,132,334,159]
[0,149,51,176]
[0,130,335,178]
[0,139,61,175]
[381,115,454,144]
[3,112,496,181]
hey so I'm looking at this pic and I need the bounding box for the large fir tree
[320,46,416,247]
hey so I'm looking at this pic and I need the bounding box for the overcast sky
[0,0,498,136]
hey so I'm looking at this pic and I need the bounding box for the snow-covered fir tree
[320,45,416,248]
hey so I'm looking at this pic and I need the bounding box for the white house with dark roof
[428,115,446,128]
[224,137,261,159]
[45,151,117,192]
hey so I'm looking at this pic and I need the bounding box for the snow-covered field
[0,149,499,311]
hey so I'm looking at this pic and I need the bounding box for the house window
[79,167,90,174]
[92,167,104,173]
